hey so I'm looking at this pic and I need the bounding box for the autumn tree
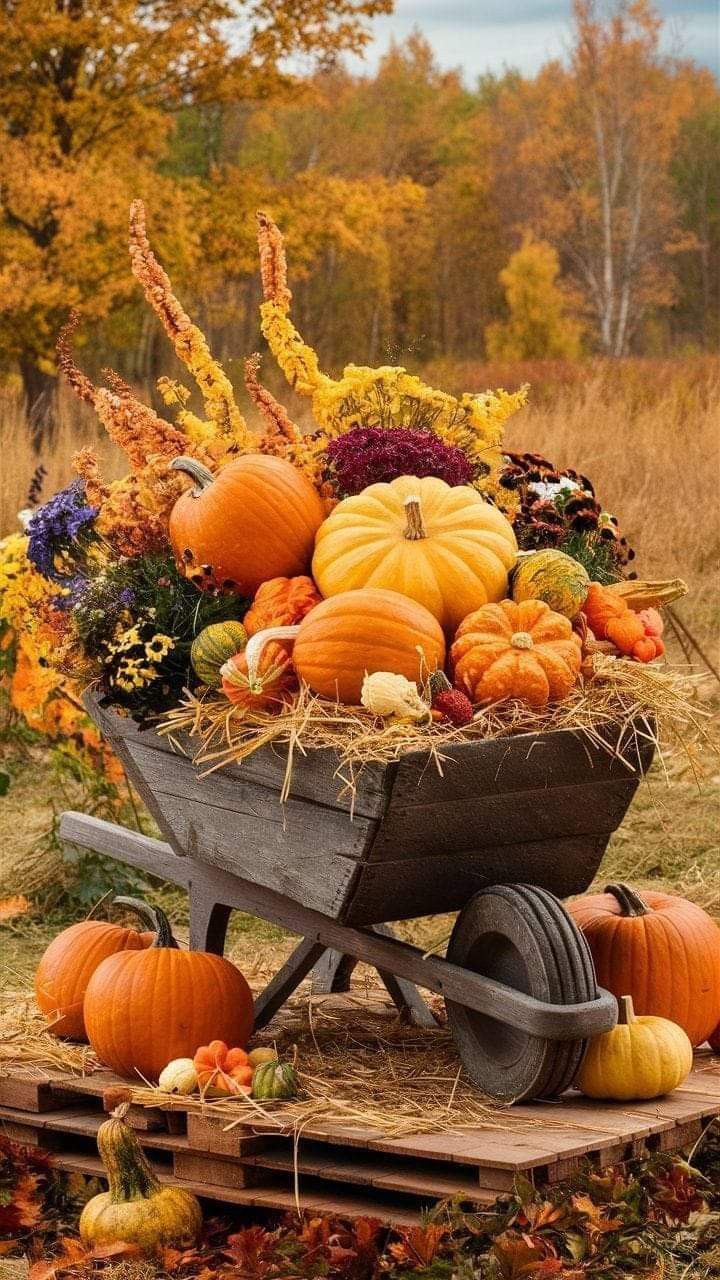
[492,0,699,355]
[0,0,392,430]
[485,236,583,360]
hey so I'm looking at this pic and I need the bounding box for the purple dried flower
[27,479,98,581]
[325,426,474,497]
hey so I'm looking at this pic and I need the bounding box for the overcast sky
[348,1,719,79]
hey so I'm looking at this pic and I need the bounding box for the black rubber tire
[445,884,598,1103]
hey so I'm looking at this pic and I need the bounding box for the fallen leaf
[0,895,30,921]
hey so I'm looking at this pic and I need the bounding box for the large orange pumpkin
[35,919,152,1041]
[84,898,254,1081]
[312,476,517,634]
[569,883,720,1047]
[169,455,325,596]
[244,588,445,705]
[450,599,582,707]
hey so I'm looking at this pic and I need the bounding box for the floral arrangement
[1,203,692,777]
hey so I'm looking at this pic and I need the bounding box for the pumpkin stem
[604,883,650,917]
[97,1111,162,1201]
[403,496,427,541]
[112,897,178,949]
[617,995,636,1026]
[510,631,534,650]
[244,625,299,683]
[170,456,216,497]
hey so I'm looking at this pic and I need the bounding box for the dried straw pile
[160,656,716,803]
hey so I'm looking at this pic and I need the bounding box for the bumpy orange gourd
[193,1040,254,1096]
[244,575,321,636]
[35,919,152,1041]
[569,883,720,1047]
[582,584,663,662]
[221,641,296,711]
[312,476,517,634]
[450,599,582,707]
[244,589,445,705]
[169,455,325,595]
[84,899,254,1081]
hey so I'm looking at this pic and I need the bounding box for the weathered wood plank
[86,693,389,820]
[345,834,611,923]
[151,792,361,918]
[386,724,654,810]
[369,777,641,861]
[125,738,377,863]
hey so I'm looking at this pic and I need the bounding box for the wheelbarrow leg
[253,937,327,1029]
[311,925,437,1028]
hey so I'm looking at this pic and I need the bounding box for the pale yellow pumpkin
[158,1058,198,1095]
[312,476,517,634]
[577,996,693,1101]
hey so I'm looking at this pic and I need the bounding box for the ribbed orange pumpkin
[244,589,445,705]
[169,455,325,596]
[569,883,720,1047]
[35,919,152,1040]
[450,599,582,707]
[244,575,321,636]
[220,641,296,711]
[84,898,254,1081]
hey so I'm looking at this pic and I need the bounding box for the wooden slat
[48,1151,423,1225]
[369,778,640,862]
[386,726,654,810]
[86,694,389,820]
[345,835,610,923]
[150,790,362,918]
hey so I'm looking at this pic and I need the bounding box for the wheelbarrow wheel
[445,884,597,1103]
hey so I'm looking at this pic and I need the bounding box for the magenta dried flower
[325,426,474,497]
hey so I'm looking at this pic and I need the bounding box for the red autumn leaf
[0,1173,45,1234]
[387,1223,450,1267]
[491,1231,564,1279]
[647,1162,707,1224]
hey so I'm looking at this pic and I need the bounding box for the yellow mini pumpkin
[450,599,582,707]
[512,550,590,619]
[577,996,693,1101]
[312,475,517,634]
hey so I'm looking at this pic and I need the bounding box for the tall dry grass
[0,384,125,537]
[1,358,717,642]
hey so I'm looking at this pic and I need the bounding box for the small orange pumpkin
[193,1040,253,1096]
[450,599,582,707]
[83,898,254,1081]
[569,883,720,1047]
[582,584,662,662]
[169,454,325,595]
[221,641,296,711]
[244,576,321,637]
[35,919,153,1041]
[244,588,446,705]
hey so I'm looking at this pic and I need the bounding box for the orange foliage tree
[492,0,712,355]
[0,0,392,429]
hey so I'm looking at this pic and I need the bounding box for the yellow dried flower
[256,213,525,509]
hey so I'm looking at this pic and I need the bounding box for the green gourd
[252,1060,298,1100]
[512,550,590,619]
[191,621,247,688]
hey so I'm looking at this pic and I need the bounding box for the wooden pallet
[1,1058,718,1223]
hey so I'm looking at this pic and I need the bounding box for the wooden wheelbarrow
[60,694,655,1102]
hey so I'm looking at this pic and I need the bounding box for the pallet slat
[1,1061,717,1223]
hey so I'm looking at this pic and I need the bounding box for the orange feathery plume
[256,211,291,311]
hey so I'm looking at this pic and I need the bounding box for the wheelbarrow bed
[87,695,654,925]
